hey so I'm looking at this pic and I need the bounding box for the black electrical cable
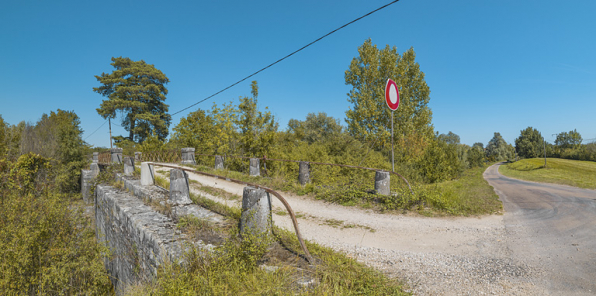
[84,119,108,141]
[171,0,400,116]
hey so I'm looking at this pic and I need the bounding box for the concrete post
[298,161,310,185]
[181,148,196,165]
[140,162,155,186]
[110,148,123,164]
[240,186,271,238]
[93,152,99,163]
[123,156,135,176]
[81,170,94,203]
[249,158,260,176]
[374,171,390,196]
[90,162,100,177]
[214,155,224,170]
[169,169,192,205]
[134,152,142,162]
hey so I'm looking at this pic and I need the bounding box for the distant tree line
[95,40,529,185]
[514,127,595,162]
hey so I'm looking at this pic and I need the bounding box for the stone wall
[95,185,185,294]
[95,174,223,294]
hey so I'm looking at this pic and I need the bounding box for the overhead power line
[84,119,108,141]
[171,0,400,117]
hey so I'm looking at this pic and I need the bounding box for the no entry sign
[385,78,400,111]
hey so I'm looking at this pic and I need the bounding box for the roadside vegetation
[108,40,512,217]
[129,176,408,295]
[499,158,596,189]
[0,112,112,294]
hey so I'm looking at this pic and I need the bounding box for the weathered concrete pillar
[110,148,123,164]
[134,152,142,162]
[249,158,260,176]
[240,186,271,238]
[90,162,100,177]
[181,148,196,165]
[92,152,99,163]
[140,162,155,186]
[214,155,224,170]
[81,170,94,203]
[169,169,192,205]
[374,171,390,196]
[123,156,135,176]
[298,161,310,185]
[82,162,101,203]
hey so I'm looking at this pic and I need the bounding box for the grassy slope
[499,158,596,189]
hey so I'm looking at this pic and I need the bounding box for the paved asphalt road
[484,163,596,295]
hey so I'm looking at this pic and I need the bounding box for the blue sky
[1,0,594,147]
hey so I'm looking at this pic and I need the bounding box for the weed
[274,209,288,216]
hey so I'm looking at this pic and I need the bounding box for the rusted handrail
[146,162,314,264]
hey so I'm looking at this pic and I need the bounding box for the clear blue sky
[1,0,594,147]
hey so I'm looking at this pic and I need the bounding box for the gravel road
[153,163,592,295]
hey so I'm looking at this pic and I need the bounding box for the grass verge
[499,158,596,189]
[185,164,501,216]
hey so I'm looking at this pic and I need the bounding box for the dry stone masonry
[89,161,224,294]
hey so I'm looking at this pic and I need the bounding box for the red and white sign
[385,78,400,111]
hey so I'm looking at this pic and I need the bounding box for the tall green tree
[18,110,86,192]
[287,112,343,144]
[467,145,485,168]
[171,109,217,154]
[555,129,582,149]
[515,127,544,158]
[438,131,461,145]
[345,39,433,151]
[486,132,513,162]
[210,100,239,155]
[93,57,171,143]
[237,81,278,157]
[0,115,6,157]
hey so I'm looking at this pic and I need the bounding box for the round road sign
[385,78,400,111]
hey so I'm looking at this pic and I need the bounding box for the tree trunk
[129,119,135,141]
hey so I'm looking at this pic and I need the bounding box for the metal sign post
[385,79,400,172]
[391,111,394,172]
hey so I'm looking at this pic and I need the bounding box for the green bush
[0,154,112,295]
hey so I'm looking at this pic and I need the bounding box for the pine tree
[93,57,171,143]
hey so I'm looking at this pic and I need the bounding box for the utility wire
[84,119,108,141]
[171,0,400,116]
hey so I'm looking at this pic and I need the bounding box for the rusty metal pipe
[195,154,414,195]
[146,162,314,264]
